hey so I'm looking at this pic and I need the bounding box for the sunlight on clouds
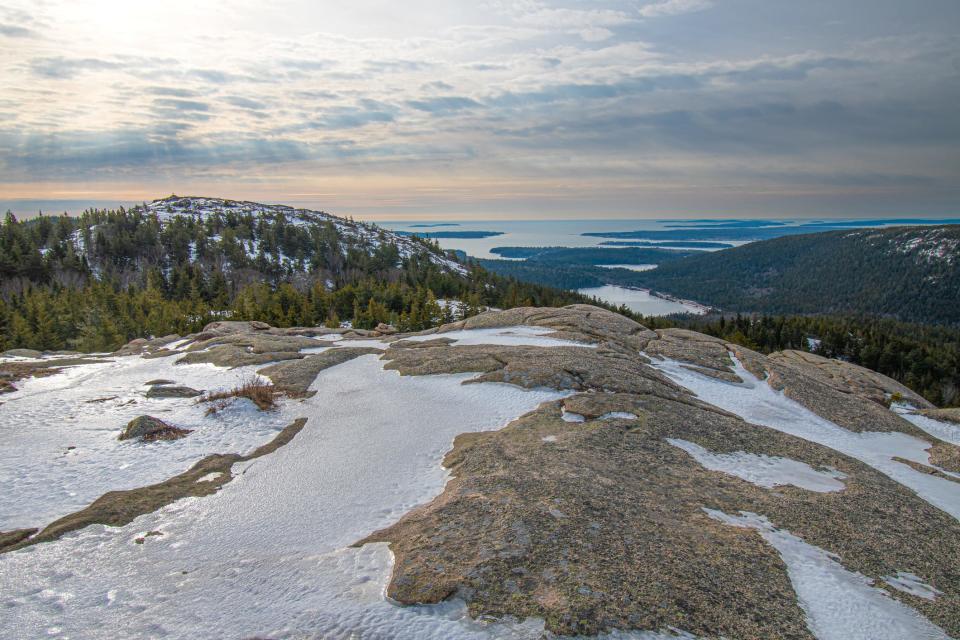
[1,0,958,217]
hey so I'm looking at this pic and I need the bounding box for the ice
[883,571,943,600]
[0,355,574,639]
[891,403,960,446]
[404,326,596,348]
[705,509,950,640]
[0,355,293,530]
[667,438,846,492]
[649,356,960,521]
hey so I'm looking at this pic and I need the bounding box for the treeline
[628,226,960,325]
[640,313,960,407]
[0,207,591,352]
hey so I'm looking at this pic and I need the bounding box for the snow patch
[667,438,846,492]
[0,355,573,639]
[0,355,289,530]
[405,326,596,348]
[891,403,960,446]
[883,571,943,601]
[649,355,960,521]
[599,411,637,421]
[705,510,951,640]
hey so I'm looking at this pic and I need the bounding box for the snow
[705,509,950,640]
[648,355,960,521]
[141,196,468,276]
[883,571,943,601]
[599,411,637,420]
[667,438,846,492]
[0,356,290,531]
[891,403,960,446]
[561,410,587,423]
[0,354,577,639]
[407,326,596,348]
[542,435,558,442]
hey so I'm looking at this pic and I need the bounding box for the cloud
[29,56,122,79]
[0,22,34,37]
[0,127,313,177]
[189,68,253,84]
[407,96,482,113]
[152,98,210,112]
[147,87,202,98]
[638,0,713,18]
[223,96,267,110]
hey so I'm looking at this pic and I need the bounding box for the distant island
[599,240,734,249]
[396,230,504,239]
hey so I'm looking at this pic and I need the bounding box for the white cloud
[638,0,713,18]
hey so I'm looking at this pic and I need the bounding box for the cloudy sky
[1,0,958,219]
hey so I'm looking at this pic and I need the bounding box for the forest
[0,206,589,353]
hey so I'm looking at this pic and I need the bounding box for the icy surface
[0,356,291,530]
[883,571,944,601]
[405,325,596,348]
[892,403,960,446]
[706,509,950,640]
[668,439,846,492]
[649,356,960,521]
[0,355,573,639]
[561,410,587,423]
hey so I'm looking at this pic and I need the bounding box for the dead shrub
[200,376,277,411]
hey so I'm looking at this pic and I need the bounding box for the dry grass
[200,376,277,412]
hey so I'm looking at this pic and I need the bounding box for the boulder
[145,385,202,399]
[144,379,175,386]
[119,416,191,442]
[375,323,398,335]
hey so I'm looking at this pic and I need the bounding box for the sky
[0,0,958,220]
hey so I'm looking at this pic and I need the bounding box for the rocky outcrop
[7,304,959,636]
[111,334,182,357]
[0,356,113,394]
[768,349,932,408]
[1,348,43,359]
[119,416,191,442]
[358,305,960,637]
[144,385,202,399]
[258,348,382,396]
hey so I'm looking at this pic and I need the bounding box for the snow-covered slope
[144,195,467,274]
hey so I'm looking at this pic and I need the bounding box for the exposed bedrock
[360,305,960,637]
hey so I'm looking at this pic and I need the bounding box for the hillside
[1,305,958,638]
[0,196,596,351]
[632,225,960,324]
